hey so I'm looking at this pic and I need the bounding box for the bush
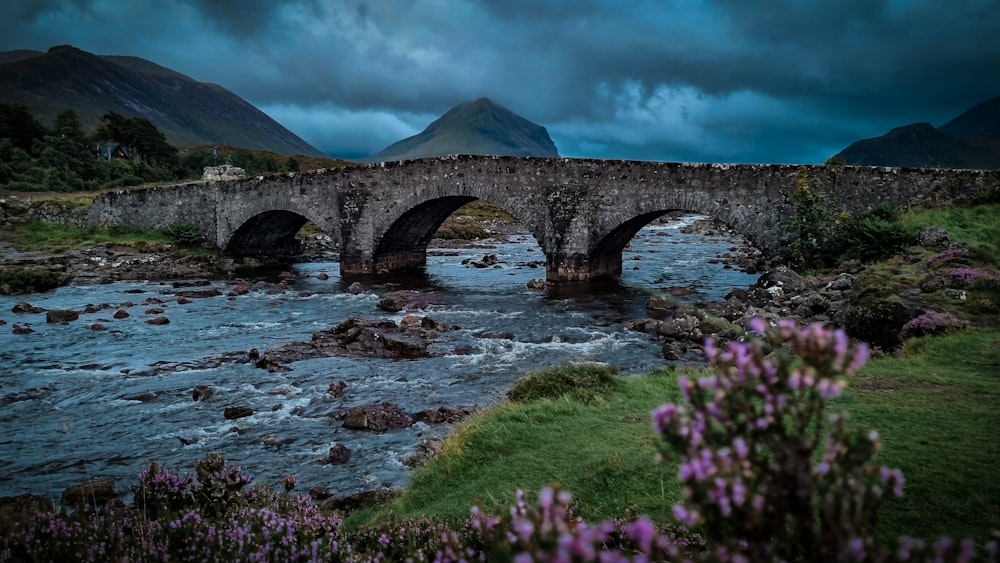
[159,222,204,246]
[834,204,916,263]
[0,266,63,294]
[779,168,839,269]
[841,298,914,351]
[900,311,969,340]
[507,362,620,404]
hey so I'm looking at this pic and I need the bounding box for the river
[0,214,758,502]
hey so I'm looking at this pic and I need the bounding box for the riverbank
[2,198,998,556]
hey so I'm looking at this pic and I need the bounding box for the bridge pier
[340,251,427,275]
[547,254,622,282]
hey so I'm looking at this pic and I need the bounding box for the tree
[93,112,178,167]
[0,102,47,154]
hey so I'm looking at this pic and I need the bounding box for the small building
[94,142,132,160]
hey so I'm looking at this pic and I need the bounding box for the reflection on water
[0,214,758,501]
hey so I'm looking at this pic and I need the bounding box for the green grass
[350,331,1000,545]
[9,220,176,253]
[904,203,1000,268]
[838,328,1000,543]
[358,367,689,527]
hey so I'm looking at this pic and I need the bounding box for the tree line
[0,102,292,192]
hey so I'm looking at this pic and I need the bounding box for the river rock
[113,308,130,319]
[316,272,330,280]
[413,406,474,424]
[526,278,546,289]
[399,437,445,468]
[754,267,805,293]
[145,316,170,325]
[224,406,254,420]
[176,296,193,304]
[655,313,702,341]
[476,330,514,340]
[645,295,679,317]
[261,433,295,447]
[338,402,412,431]
[918,226,950,249]
[12,323,33,334]
[377,290,430,312]
[324,443,352,464]
[144,307,165,315]
[345,281,364,294]
[61,478,117,511]
[46,309,79,323]
[192,385,214,402]
[11,301,44,314]
[328,381,347,398]
[623,318,660,334]
[174,288,221,299]
[825,273,854,291]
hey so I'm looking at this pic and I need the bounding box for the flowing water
[0,214,758,501]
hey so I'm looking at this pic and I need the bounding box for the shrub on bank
[0,266,63,294]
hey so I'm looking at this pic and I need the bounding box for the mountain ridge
[367,97,559,162]
[0,45,326,157]
[832,94,1000,169]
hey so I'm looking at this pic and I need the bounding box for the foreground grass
[357,331,1000,544]
[842,328,1000,543]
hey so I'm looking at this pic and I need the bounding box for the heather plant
[948,267,988,287]
[926,245,970,268]
[653,318,896,561]
[468,486,703,561]
[193,453,253,516]
[899,311,969,340]
[132,460,193,519]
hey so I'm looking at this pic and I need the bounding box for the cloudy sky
[3,0,999,163]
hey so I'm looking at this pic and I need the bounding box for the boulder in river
[11,301,44,314]
[192,385,214,402]
[324,443,352,464]
[224,405,254,420]
[145,316,170,325]
[338,402,412,431]
[46,309,79,323]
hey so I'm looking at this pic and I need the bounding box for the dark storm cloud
[1,0,998,162]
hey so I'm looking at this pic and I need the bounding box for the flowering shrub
[900,311,969,340]
[652,318,897,561]
[948,268,987,287]
[926,246,969,267]
[132,460,193,519]
[468,487,703,561]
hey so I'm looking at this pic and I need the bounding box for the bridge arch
[225,210,314,256]
[368,195,546,273]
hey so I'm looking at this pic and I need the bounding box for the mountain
[0,45,326,157]
[367,98,559,161]
[832,95,1000,169]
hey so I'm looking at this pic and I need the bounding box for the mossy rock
[842,298,915,351]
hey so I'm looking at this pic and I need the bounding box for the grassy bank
[356,329,1000,544]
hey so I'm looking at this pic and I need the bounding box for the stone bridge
[88,155,999,281]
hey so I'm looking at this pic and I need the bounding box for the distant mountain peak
[0,45,326,157]
[368,98,559,162]
[831,94,1000,169]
